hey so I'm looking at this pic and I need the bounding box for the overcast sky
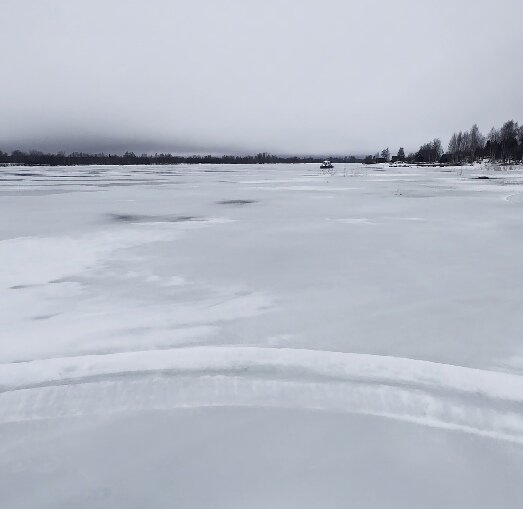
[1,0,522,155]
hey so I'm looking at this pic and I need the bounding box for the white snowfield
[1,163,523,508]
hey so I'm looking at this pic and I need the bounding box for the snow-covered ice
[1,163,523,508]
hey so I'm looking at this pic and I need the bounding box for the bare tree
[469,124,484,162]
[462,131,472,162]
[432,138,443,160]
[448,133,459,162]
[500,120,519,162]
[487,127,500,161]
[456,131,465,162]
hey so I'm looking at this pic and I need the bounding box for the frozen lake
[1,163,523,508]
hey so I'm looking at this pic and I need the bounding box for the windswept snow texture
[1,163,523,508]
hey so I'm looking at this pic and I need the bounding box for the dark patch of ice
[216,200,257,206]
[48,278,73,284]
[32,314,58,321]
[0,190,78,196]
[203,169,238,173]
[108,213,202,223]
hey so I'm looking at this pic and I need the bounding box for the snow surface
[1,163,523,507]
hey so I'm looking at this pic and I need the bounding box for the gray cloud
[1,0,522,155]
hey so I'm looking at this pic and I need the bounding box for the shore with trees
[0,151,363,167]
[367,120,522,166]
[1,120,522,167]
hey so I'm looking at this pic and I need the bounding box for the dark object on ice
[217,200,257,206]
[320,160,334,169]
[475,176,490,180]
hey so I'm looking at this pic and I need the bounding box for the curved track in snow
[1,347,522,443]
[504,191,523,203]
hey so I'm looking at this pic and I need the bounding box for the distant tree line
[2,119,522,167]
[364,119,523,165]
[0,150,363,167]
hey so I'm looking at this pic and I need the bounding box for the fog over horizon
[1,0,522,156]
